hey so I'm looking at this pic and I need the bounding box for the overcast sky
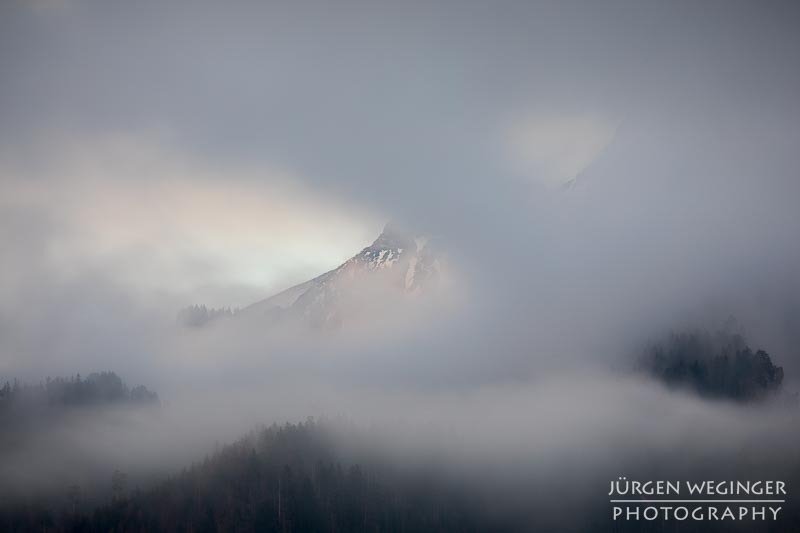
[2,0,799,279]
[1,0,800,379]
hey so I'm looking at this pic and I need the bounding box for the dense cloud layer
[1,0,799,521]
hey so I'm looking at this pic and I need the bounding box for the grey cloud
[1,0,800,520]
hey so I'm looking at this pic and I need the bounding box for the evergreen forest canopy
[0,371,159,415]
[1,419,500,533]
[3,416,800,533]
[639,328,789,402]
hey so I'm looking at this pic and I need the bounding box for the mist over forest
[2,0,800,531]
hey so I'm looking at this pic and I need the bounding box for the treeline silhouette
[3,419,498,533]
[177,304,239,327]
[640,328,788,401]
[2,388,799,532]
[0,371,159,414]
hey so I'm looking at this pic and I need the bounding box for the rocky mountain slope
[240,223,444,328]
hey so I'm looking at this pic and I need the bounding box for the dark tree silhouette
[640,328,786,401]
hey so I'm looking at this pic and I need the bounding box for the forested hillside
[1,420,499,533]
[0,372,159,417]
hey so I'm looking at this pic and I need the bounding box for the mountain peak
[234,222,446,328]
[370,221,414,252]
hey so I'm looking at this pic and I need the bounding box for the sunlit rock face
[240,223,446,329]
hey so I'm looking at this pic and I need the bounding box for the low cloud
[504,113,618,187]
[0,132,382,307]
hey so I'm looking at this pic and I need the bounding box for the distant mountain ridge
[242,222,443,328]
[179,223,444,328]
